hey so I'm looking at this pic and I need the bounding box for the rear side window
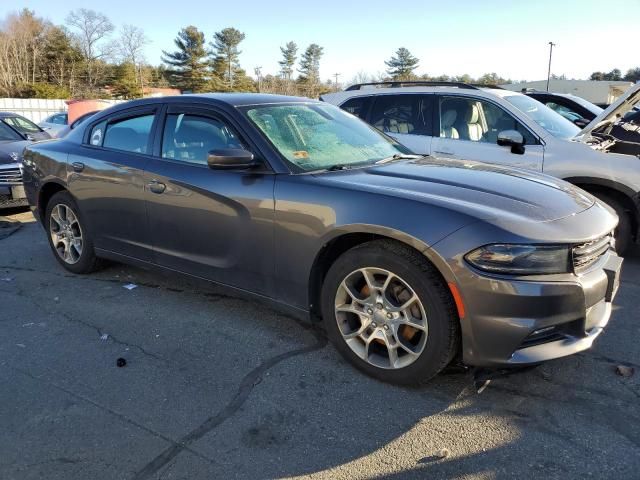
[369,95,432,135]
[93,114,154,154]
[49,113,67,125]
[161,113,246,165]
[340,96,371,120]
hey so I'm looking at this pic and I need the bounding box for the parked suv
[22,94,621,384]
[322,82,640,254]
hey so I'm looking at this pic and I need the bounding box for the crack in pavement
[0,284,166,363]
[1,260,329,479]
[10,366,217,467]
[131,327,328,480]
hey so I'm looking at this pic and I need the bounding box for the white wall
[0,98,122,123]
[0,98,67,123]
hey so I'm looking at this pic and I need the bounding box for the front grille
[572,233,612,273]
[0,167,22,185]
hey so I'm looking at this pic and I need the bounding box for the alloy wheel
[49,203,83,265]
[334,267,428,369]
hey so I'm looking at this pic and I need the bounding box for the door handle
[433,150,454,156]
[71,161,84,172]
[148,180,166,194]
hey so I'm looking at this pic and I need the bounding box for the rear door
[67,106,159,261]
[143,103,276,295]
[431,94,544,171]
[367,94,434,154]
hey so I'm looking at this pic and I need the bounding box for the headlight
[465,244,570,275]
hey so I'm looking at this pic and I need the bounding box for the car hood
[320,157,594,223]
[576,83,640,139]
[0,140,30,165]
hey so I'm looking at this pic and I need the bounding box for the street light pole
[546,42,556,92]
[333,72,340,92]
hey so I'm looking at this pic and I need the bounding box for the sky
[8,0,640,84]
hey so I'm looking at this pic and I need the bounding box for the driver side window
[161,113,246,165]
[438,96,536,145]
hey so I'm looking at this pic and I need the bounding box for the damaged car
[21,94,622,384]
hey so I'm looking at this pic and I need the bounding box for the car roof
[105,93,320,110]
[0,112,26,118]
[321,86,524,104]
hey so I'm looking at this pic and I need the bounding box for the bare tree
[0,10,49,94]
[65,8,114,89]
[118,24,149,94]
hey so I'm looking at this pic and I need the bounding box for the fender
[564,176,640,241]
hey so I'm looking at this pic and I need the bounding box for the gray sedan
[21,94,621,384]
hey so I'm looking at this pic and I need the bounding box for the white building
[502,79,634,106]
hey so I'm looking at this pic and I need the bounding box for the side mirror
[207,149,257,170]
[497,130,525,155]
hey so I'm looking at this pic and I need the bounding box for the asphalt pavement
[1,208,639,480]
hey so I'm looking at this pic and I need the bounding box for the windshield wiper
[374,154,423,165]
[326,164,354,171]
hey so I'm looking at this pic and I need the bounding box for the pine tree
[278,41,298,80]
[210,27,245,89]
[298,43,324,97]
[161,26,209,92]
[385,48,419,80]
[111,62,142,99]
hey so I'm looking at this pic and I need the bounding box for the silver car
[38,112,68,138]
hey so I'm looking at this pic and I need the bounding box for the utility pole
[333,72,340,92]
[546,42,556,92]
[254,66,262,93]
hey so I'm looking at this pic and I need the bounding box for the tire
[320,239,459,385]
[45,191,104,274]
[595,194,633,256]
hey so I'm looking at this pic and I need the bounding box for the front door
[143,105,276,295]
[431,95,544,171]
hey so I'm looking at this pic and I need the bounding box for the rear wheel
[45,191,103,274]
[321,240,459,384]
[595,194,633,256]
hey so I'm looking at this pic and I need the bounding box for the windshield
[564,95,603,115]
[244,103,409,172]
[0,121,22,141]
[2,116,42,135]
[505,94,580,139]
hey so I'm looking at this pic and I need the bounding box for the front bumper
[0,162,27,209]
[457,251,622,367]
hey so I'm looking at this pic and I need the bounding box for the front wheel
[595,194,633,256]
[321,240,460,385]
